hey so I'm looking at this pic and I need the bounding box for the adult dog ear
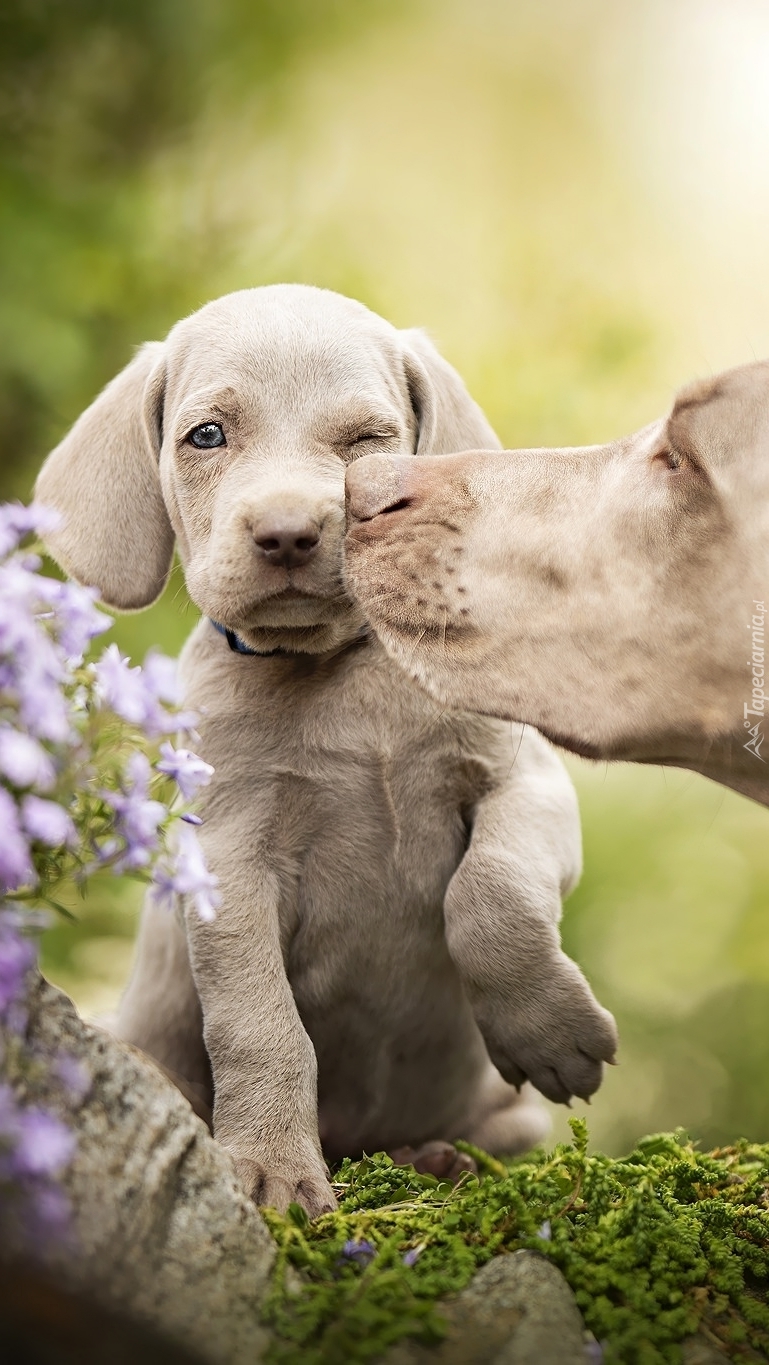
[401,329,501,455]
[35,342,174,610]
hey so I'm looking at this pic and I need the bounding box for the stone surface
[383,1250,589,1365]
[11,979,730,1365]
[682,1333,753,1363]
[6,975,275,1365]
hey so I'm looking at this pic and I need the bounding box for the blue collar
[210,618,370,658]
[210,619,286,657]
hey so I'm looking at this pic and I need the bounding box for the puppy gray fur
[36,285,617,1215]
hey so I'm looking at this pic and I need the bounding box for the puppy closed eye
[187,422,227,449]
[352,431,397,446]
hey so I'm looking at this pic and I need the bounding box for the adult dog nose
[252,514,321,568]
[345,454,412,523]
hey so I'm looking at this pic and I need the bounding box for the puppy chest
[262,743,478,900]
[275,754,485,974]
[195,649,504,938]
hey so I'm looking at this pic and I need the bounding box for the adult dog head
[36,285,498,654]
[345,362,769,805]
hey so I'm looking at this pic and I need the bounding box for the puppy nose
[345,455,412,522]
[252,514,321,568]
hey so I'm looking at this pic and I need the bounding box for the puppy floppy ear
[35,342,174,610]
[402,329,501,455]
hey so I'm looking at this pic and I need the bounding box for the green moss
[261,1120,769,1365]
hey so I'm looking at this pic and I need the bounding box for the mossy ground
[261,1120,769,1365]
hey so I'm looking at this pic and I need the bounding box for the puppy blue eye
[189,423,226,449]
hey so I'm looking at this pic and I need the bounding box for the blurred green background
[3,0,769,1155]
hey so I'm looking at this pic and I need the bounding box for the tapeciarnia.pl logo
[744,599,766,761]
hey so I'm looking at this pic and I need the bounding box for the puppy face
[36,285,499,655]
[159,290,419,653]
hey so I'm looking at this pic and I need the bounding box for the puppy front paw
[479,957,618,1106]
[227,1147,337,1218]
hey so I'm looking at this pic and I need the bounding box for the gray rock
[682,1332,750,1363]
[383,1249,589,1365]
[5,975,275,1365]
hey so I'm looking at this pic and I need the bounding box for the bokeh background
[3,0,769,1155]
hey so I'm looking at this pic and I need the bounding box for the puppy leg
[445,728,618,1106]
[115,896,212,1116]
[184,846,336,1219]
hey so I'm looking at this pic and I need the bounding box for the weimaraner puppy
[36,285,617,1216]
[345,361,769,808]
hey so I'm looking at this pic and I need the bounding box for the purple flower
[0,729,56,791]
[37,579,110,658]
[536,1219,552,1241]
[142,652,183,707]
[402,1246,423,1266]
[25,1180,72,1247]
[153,821,219,921]
[0,503,60,558]
[341,1238,377,1267]
[0,913,37,1025]
[143,652,199,733]
[0,789,35,895]
[584,1338,604,1364]
[0,1085,76,1180]
[21,796,76,849]
[0,560,72,743]
[0,1081,75,1252]
[156,742,214,800]
[53,1055,91,1105]
[94,645,192,737]
[12,1108,76,1178]
[103,753,166,871]
[18,674,72,745]
[94,645,154,726]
